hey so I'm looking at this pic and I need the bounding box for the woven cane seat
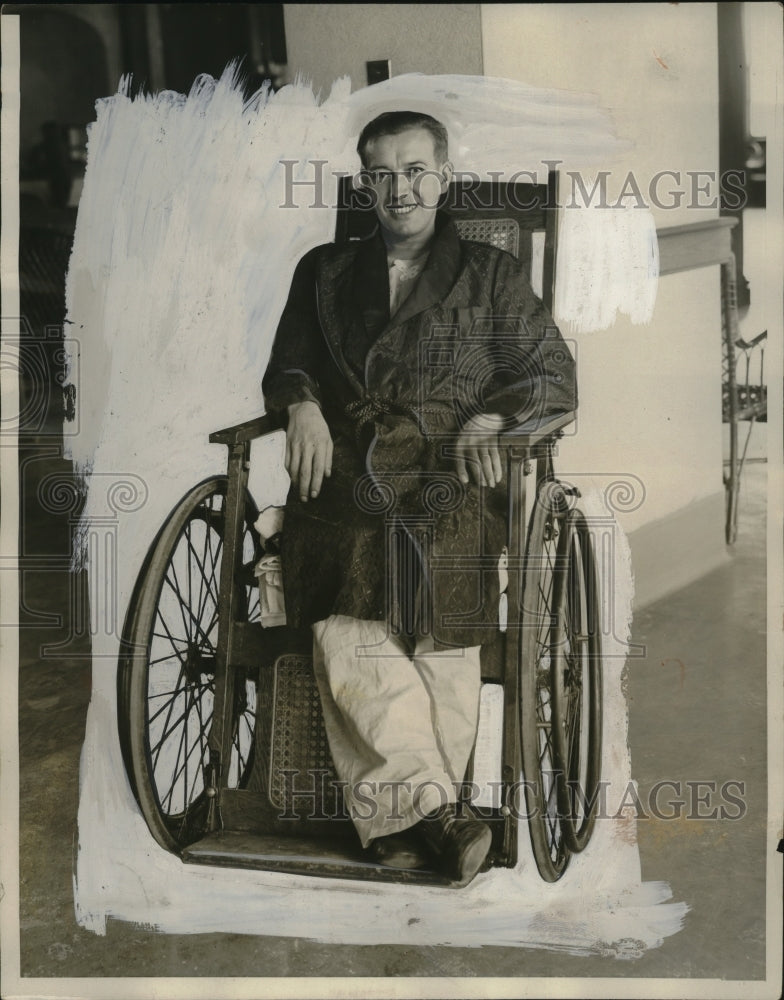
[266,654,342,817]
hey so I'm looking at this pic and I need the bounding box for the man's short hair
[357,111,449,166]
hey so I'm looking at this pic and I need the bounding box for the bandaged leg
[312,615,481,847]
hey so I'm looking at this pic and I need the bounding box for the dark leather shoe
[418,803,492,885]
[370,830,431,870]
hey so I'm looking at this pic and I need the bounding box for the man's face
[361,127,452,244]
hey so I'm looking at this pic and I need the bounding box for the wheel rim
[520,482,571,881]
[551,510,602,852]
[119,478,260,851]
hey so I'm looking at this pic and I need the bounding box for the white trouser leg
[412,636,482,786]
[312,615,480,847]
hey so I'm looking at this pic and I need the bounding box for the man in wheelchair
[262,111,576,886]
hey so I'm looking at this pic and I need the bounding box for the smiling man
[362,121,450,255]
[262,110,576,884]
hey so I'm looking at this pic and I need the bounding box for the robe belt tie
[344,394,451,444]
[344,392,401,427]
[344,393,409,448]
[345,395,455,423]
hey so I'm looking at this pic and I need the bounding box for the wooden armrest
[209,413,281,446]
[209,409,576,448]
[499,410,576,447]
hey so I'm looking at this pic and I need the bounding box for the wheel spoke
[186,522,193,647]
[148,651,186,669]
[189,682,211,803]
[153,592,190,654]
[194,511,211,631]
[159,694,192,812]
[160,694,212,812]
[199,605,220,650]
[165,557,196,645]
[150,610,188,674]
[162,571,215,651]
[187,518,223,634]
[192,551,221,647]
[168,709,211,799]
[148,679,211,727]
[246,586,261,623]
[566,686,583,802]
[177,499,222,645]
[201,521,223,624]
[151,631,188,647]
[150,696,191,759]
[148,682,203,699]
[148,657,187,760]
[152,604,189,656]
[149,678,211,757]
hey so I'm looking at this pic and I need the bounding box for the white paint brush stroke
[556,204,660,333]
[65,69,683,950]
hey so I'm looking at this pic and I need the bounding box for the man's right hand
[285,400,333,501]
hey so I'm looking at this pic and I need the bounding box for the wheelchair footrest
[181,830,453,885]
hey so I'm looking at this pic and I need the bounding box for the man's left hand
[454,413,505,487]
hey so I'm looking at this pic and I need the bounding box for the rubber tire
[117,476,259,852]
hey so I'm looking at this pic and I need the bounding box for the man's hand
[286,400,333,501]
[454,413,505,488]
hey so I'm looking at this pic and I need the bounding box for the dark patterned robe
[262,213,576,648]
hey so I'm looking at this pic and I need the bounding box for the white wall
[482,3,724,543]
[283,4,483,95]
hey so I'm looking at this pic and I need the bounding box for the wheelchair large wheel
[519,482,602,880]
[550,508,602,854]
[118,477,261,852]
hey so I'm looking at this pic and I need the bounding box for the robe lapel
[352,232,390,344]
[316,214,463,394]
[385,214,462,328]
[315,244,369,396]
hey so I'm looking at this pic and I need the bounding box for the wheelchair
[721,252,767,544]
[116,176,604,886]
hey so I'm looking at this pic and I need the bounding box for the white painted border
[0,13,22,999]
